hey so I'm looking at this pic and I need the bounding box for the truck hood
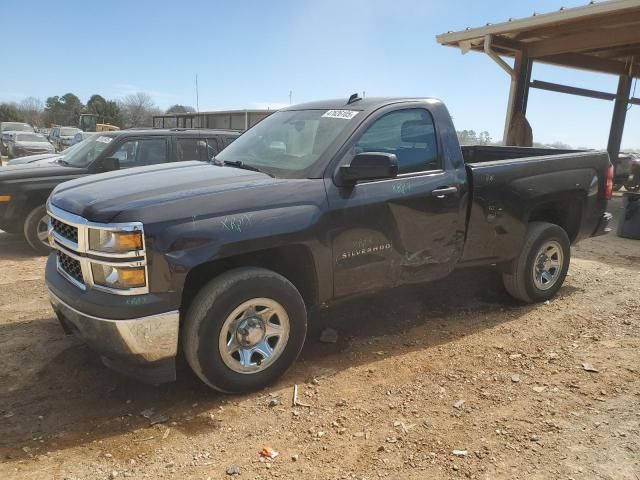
[15,141,53,149]
[6,152,61,165]
[49,161,276,223]
[0,162,86,181]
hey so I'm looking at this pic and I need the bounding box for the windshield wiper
[212,158,273,177]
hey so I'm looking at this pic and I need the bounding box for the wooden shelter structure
[436,0,640,159]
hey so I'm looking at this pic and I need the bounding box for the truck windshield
[215,109,357,178]
[16,133,46,142]
[64,135,114,167]
[1,123,33,132]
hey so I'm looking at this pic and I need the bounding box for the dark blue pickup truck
[44,96,612,393]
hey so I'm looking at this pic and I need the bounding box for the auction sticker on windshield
[322,110,359,120]
[96,136,113,144]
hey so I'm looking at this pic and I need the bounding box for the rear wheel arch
[526,193,583,243]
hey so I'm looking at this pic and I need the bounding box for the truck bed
[460,148,610,266]
[461,145,580,164]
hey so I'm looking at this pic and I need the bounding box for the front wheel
[24,205,51,255]
[183,267,307,393]
[502,222,570,303]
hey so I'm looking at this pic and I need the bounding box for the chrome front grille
[51,217,78,243]
[47,203,148,295]
[57,250,83,284]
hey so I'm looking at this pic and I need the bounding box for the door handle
[431,186,458,198]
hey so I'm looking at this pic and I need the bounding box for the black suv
[0,128,240,254]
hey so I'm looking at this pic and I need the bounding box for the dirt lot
[0,196,638,480]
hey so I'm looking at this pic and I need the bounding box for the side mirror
[339,152,398,184]
[90,156,120,173]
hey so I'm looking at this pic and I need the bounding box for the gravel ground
[0,195,638,479]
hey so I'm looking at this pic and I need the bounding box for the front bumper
[48,287,180,383]
[592,211,613,237]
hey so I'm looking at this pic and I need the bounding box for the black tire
[183,267,307,393]
[623,182,640,192]
[23,204,51,256]
[502,221,570,303]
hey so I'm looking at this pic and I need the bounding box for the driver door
[325,106,462,298]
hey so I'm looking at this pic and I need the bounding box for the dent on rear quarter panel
[462,161,601,265]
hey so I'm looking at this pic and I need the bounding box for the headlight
[89,229,143,253]
[91,264,146,289]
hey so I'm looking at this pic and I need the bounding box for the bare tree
[18,97,44,126]
[120,92,158,128]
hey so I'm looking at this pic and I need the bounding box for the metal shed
[153,109,274,131]
[436,0,640,159]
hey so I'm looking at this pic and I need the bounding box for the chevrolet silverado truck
[0,128,240,254]
[44,96,613,393]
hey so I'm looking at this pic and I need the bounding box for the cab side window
[355,109,438,174]
[205,137,220,159]
[176,137,219,162]
[110,138,168,167]
[176,138,202,162]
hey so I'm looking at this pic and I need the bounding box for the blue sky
[2,0,637,148]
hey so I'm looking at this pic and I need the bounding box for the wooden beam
[530,80,616,101]
[486,35,524,52]
[436,0,640,46]
[535,52,640,78]
[514,10,640,42]
[528,24,640,57]
[592,46,640,60]
[530,79,640,105]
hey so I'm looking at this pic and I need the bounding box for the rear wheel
[24,205,50,255]
[624,181,640,192]
[183,267,307,393]
[502,222,570,303]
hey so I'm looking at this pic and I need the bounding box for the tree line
[0,92,195,129]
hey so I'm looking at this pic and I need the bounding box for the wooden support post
[503,50,531,144]
[607,75,632,161]
[513,54,533,115]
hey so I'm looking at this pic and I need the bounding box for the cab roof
[281,97,444,113]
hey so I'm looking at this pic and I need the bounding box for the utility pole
[195,74,200,113]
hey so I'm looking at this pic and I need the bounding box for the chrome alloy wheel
[218,298,290,374]
[37,214,50,247]
[533,240,563,290]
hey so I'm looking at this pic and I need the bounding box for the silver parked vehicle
[1,122,34,155]
[49,126,81,152]
[7,132,55,159]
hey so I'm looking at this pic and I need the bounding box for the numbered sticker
[322,110,359,120]
[96,136,113,144]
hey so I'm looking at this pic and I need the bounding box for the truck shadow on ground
[0,266,580,461]
[0,231,37,259]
